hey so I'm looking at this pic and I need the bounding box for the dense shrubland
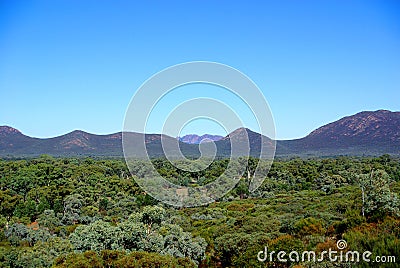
[0,155,399,267]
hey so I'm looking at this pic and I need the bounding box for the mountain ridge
[1,110,399,157]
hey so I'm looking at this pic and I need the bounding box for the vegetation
[0,155,399,267]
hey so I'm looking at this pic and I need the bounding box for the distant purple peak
[178,134,224,144]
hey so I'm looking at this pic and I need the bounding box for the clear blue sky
[1,0,399,139]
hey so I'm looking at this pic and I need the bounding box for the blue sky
[0,0,399,139]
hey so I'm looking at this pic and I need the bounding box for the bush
[53,250,195,268]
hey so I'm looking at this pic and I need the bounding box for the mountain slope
[277,110,400,156]
[306,110,400,145]
[0,126,38,153]
[215,128,276,157]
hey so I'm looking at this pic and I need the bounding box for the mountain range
[1,110,399,158]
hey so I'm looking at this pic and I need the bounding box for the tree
[69,220,117,252]
[37,197,50,214]
[4,223,29,246]
[26,227,52,247]
[358,169,400,219]
[62,194,84,225]
[13,199,37,221]
[116,218,164,252]
[37,210,60,231]
[2,237,72,268]
[0,190,22,220]
[98,197,109,212]
[233,178,249,199]
[161,224,207,265]
[53,198,63,214]
[68,206,206,264]
[140,205,165,234]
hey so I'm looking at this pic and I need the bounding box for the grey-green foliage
[5,223,52,246]
[2,237,72,268]
[161,224,207,264]
[106,193,137,219]
[37,209,59,231]
[26,228,52,246]
[358,169,400,217]
[4,223,29,246]
[61,194,83,225]
[68,206,206,264]
[116,217,164,252]
[69,220,117,252]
